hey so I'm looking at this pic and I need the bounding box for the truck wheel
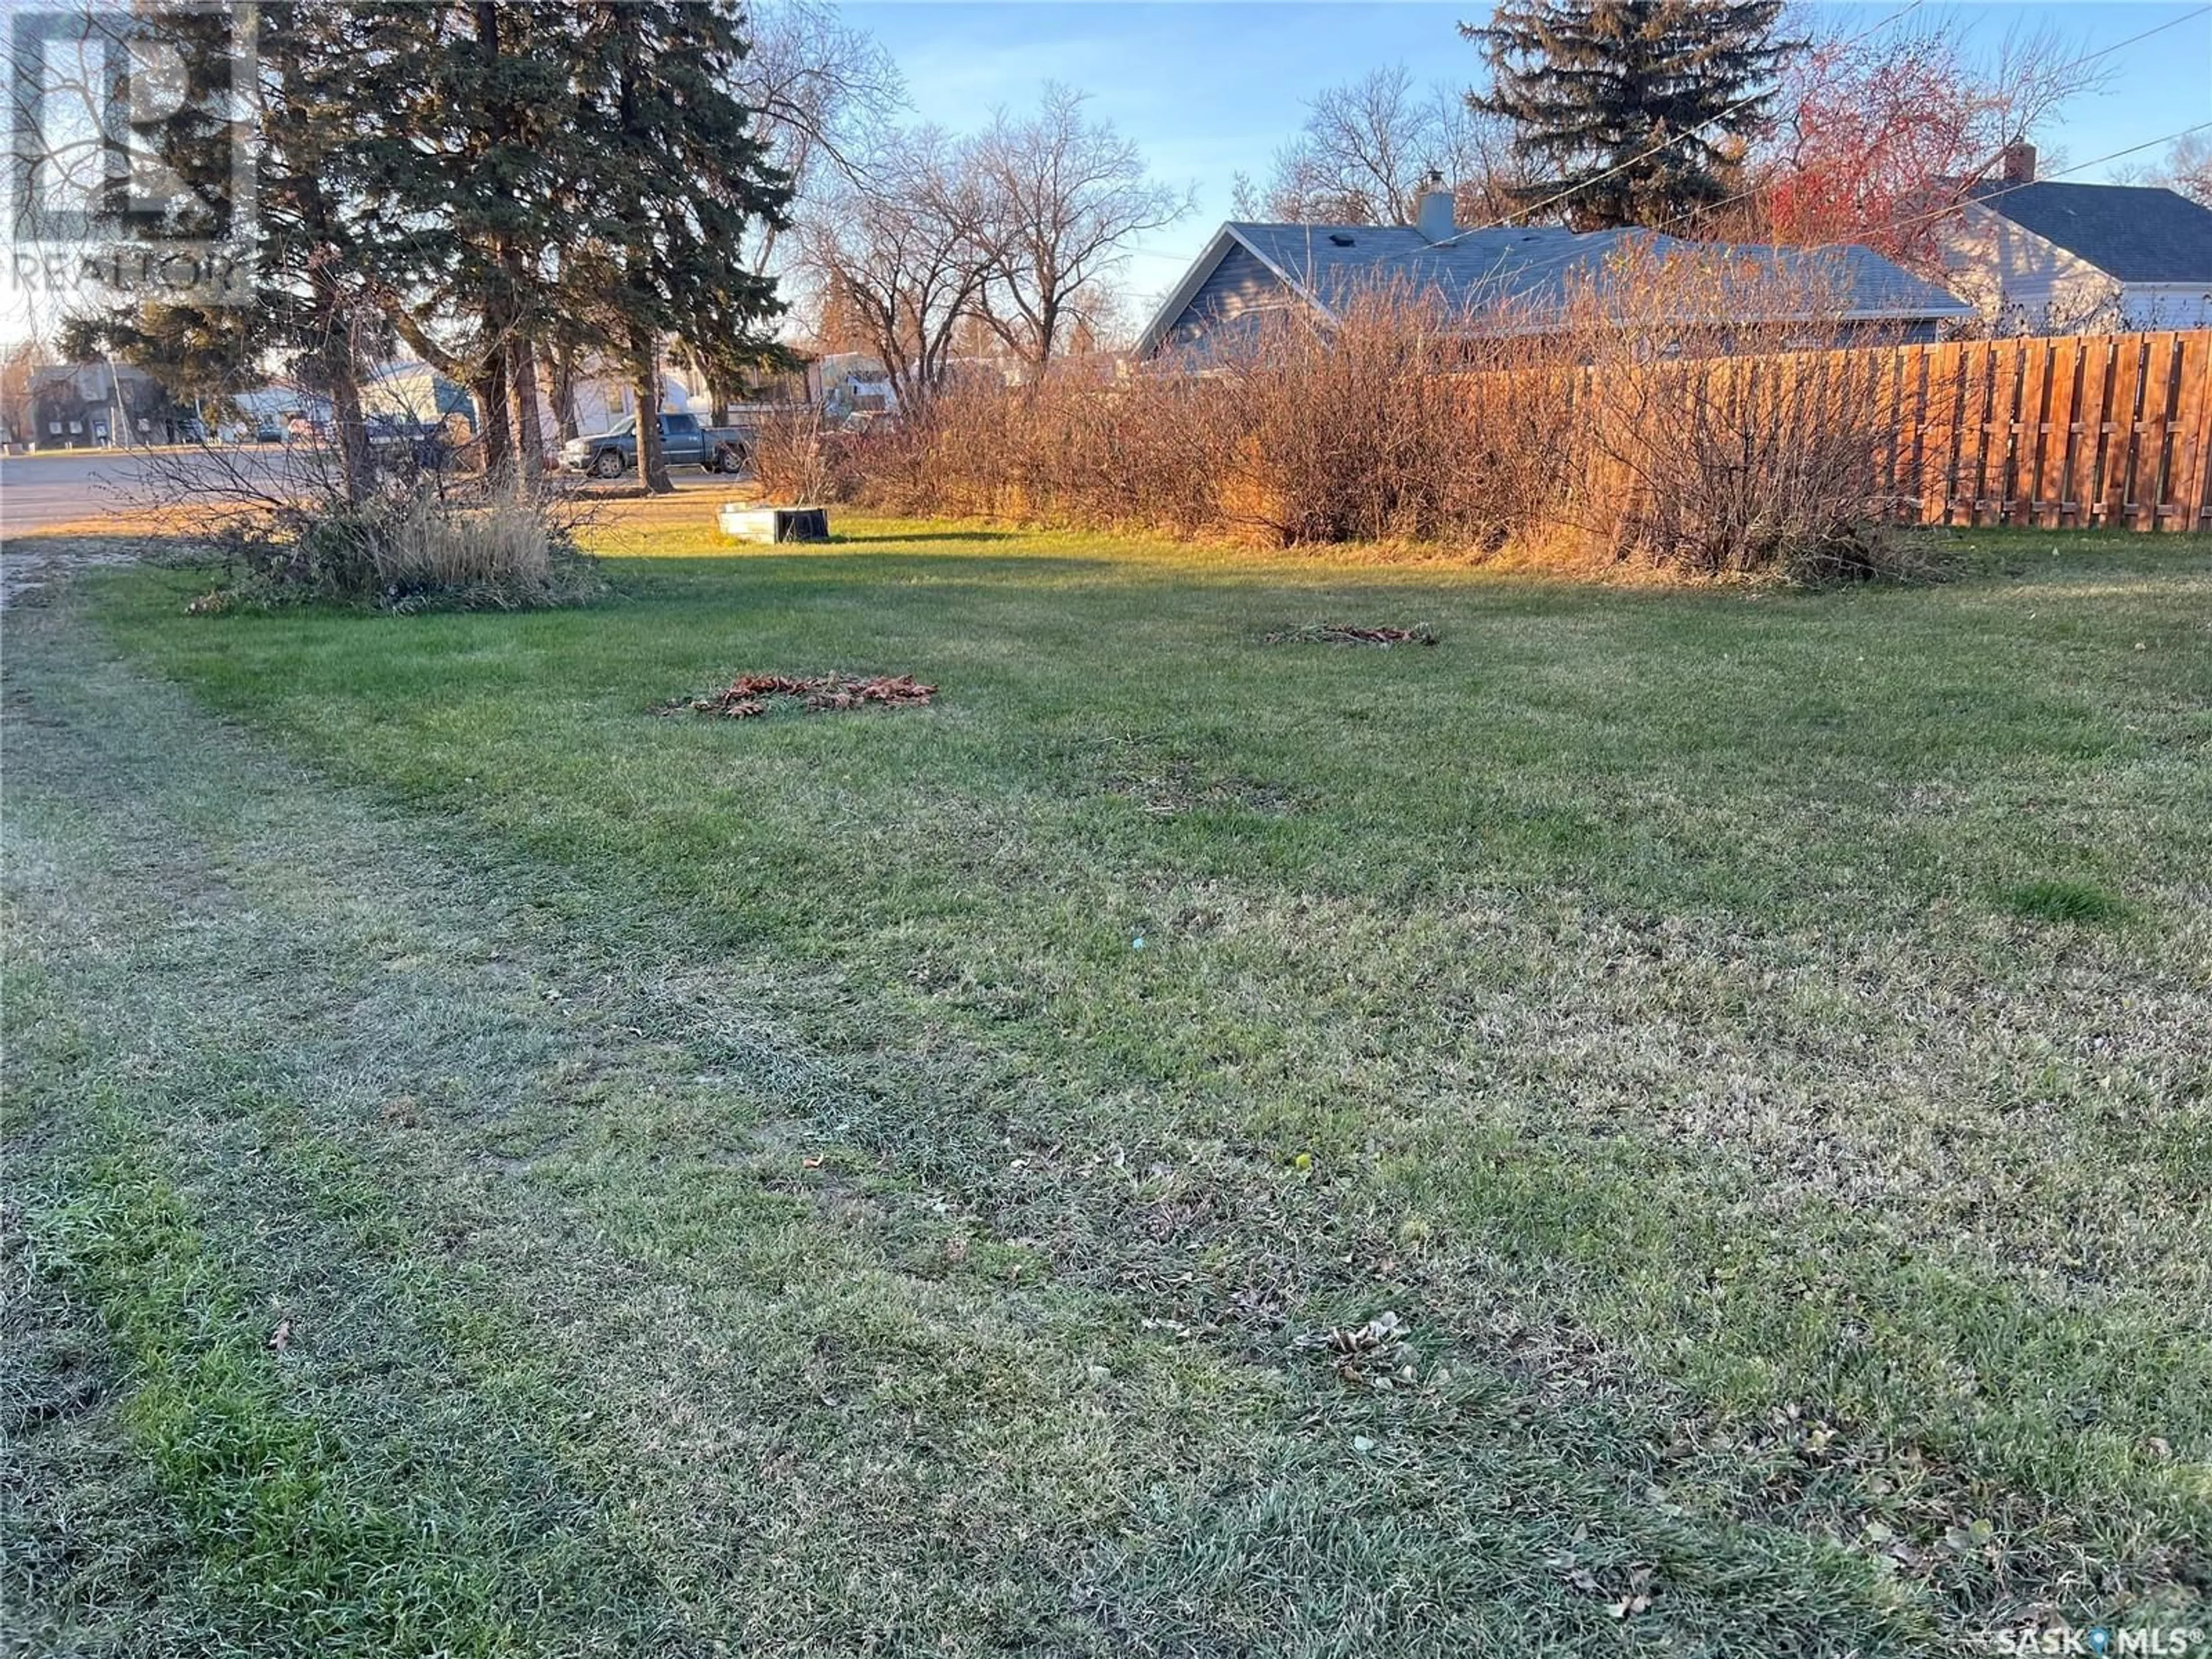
[591,449,624,479]
[713,444,747,474]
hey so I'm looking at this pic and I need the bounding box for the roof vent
[1328,232,1355,247]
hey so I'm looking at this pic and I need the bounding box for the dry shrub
[857,286,1577,551]
[748,405,866,504]
[193,465,601,612]
[1559,244,1925,579]
[367,483,552,589]
[1207,285,1574,548]
[848,249,1929,581]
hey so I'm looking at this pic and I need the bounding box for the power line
[1823,118,2212,253]
[1455,0,2211,243]
[1660,1,2212,234]
[1446,0,1930,242]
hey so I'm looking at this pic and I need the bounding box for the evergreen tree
[63,2,384,499]
[79,0,790,498]
[340,1,582,482]
[1464,1,1796,230]
[570,1,791,492]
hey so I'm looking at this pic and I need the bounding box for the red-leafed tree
[1749,23,2107,266]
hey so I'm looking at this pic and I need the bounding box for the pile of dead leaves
[1296,1309,1419,1391]
[658,672,937,719]
[1262,623,1438,647]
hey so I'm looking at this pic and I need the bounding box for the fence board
[1999,340,2035,525]
[2066,335,2112,527]
[2041,337,2084,527]
[2149,334,2189,524]
[2018,339,2056,526]
[1900,345,1931,521]
[1936,342,1974,526]
[1471,329,2209,531]
[2109,335,2147,526]
[2176,334,2212,527]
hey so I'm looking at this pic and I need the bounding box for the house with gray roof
[1137,178,1972,362]
[1931,146,2212,334]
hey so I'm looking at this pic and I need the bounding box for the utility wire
[1453,0,2211,243]
[1445,0,1930,241]
[1660,1,2212,234]
[1819,119,2212,252]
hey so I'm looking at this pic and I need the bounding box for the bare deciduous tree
[800,126,998,401]
[733,0,904,278]
[1259,64,1537,227]
[971,84,1189,372]
[2145,131,2212,207]
[1,338,56,448]
[1747,20,2112,262]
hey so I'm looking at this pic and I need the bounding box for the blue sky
[3,2,2202,346]
[850,1,2212,332]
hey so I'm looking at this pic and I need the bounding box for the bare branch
[968,84,1191,371]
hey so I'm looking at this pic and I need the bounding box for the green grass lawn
[6,516,2210,1656]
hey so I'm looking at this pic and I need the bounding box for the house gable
[1136,226,1324,360]
[1965,181,2212,283]
[1156,241,1301,357]
[1934,200,2120,328]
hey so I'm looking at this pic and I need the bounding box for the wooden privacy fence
[1846,330,2210,531]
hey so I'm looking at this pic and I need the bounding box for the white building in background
[1933,146,2212,334]
[562,365,698,435]
[812,354,897,420]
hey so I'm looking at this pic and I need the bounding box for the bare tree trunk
[632,323,671,494]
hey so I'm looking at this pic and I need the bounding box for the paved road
[1,448,738,609]
[0,446,730,535]
[1,449,198,533]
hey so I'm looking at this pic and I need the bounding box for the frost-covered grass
[5,518,2209,1654]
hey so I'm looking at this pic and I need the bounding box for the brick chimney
[2001,142,2036,184]
[1415,169,1456,243]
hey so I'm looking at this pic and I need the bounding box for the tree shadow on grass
[827,531,1023,545]
[614,555,1123,604]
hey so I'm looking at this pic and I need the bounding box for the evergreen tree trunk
[312,270,372,505]
[471,350,514,484]
[507,331,545,476]
[322,332,372,506]
[549,342,580,441]
[499,225,546,474]
[631,323,671,493]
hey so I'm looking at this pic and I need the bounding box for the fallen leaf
[661,672,937,719]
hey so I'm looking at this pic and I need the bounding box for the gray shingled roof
[1222,221,1972,325]
[1965,181,2212,282]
